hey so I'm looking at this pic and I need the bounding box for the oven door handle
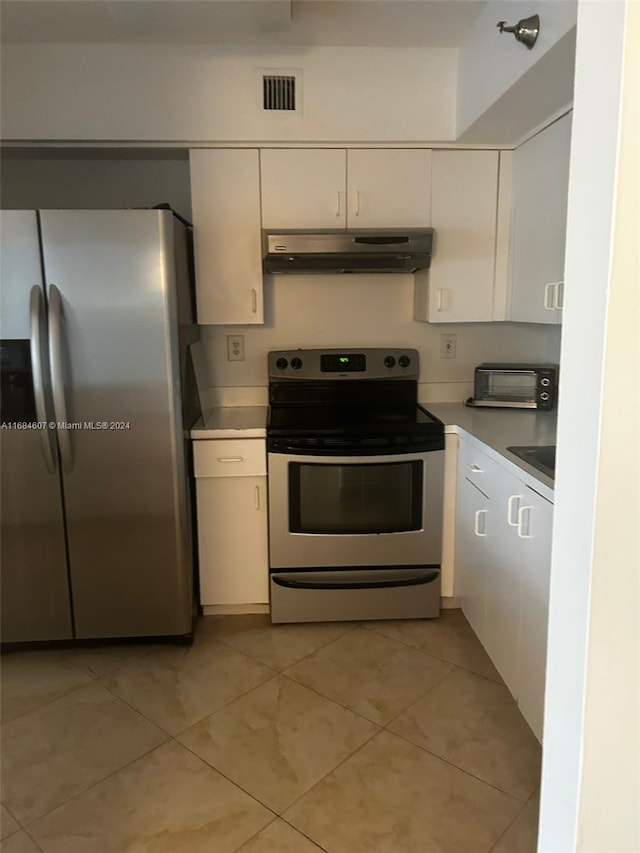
[271,569,439,591]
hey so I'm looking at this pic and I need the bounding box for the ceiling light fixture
[496,14,540,49]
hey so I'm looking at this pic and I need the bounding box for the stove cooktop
[267,347,444,454]
[268,403,442,434]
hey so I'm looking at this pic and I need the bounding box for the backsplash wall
[199,274,560,403]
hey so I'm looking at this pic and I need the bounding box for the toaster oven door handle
[272,569,439,590]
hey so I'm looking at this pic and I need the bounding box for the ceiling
[0,0,487,47]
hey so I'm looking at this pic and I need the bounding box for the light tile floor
[1,610,541,852]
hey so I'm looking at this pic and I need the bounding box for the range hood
[262,229,434,274]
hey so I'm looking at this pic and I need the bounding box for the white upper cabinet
[190,148,263,325]
[260,148,431,230]
[415,150,500,323]
[260,149,347,229]
[345,150,431,228]
[509,113,572,324]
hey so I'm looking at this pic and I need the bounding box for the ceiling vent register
[263,75,297,111]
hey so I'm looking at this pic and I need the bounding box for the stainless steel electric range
[267,348,445,624]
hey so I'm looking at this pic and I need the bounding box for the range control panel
[268,348,419,381]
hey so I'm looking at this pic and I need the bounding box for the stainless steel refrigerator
[0,209,199,643]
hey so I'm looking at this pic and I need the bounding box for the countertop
[190,406,268,439]
[190,401,556,498]
[425,402,556,499]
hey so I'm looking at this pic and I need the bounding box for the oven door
[268,450,444,569]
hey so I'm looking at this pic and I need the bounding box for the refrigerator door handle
[48,284,73,473]
[29,285,57,474]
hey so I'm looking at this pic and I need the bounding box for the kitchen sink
[506,445,556,479]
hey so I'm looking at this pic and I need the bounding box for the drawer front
[194,439,266,478]
[458,439,493,498]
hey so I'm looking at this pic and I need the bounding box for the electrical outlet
[440,334,457,359]
[227,335,245,361]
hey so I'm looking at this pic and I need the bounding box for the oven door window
[289,460,423,534]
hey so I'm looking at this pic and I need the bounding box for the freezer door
[38,210,193,639]
[0,211,72,642]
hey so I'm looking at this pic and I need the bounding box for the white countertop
[190,401,556,497]
[190,406,268,439]
[425,402,556,498]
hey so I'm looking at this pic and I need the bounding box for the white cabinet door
[346,149,432,228]
[261,149,347,229]
[190,149,263,324]
[416,150,499,323]
[509,113,572,324]
[455,475,490,639]
[516,487,554,740]
[196,475,269,606]
[483,465,526,696]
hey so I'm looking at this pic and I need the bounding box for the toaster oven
[472,363,558,410]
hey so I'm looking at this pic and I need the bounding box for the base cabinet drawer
[194,438,266,478]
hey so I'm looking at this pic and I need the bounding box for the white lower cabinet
[515,489,553,738]
[455,437,553,741]
[194,439,269,608]
[455,474,490,640]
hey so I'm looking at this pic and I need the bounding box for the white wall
[199,274,559,403]
[0,43,456,142]
[457,0,576,143]
[574,0,639,846]
[539,1,639,850]
[0,150,191,216]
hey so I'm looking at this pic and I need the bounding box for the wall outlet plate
[227,335,245,361]
[440,334,457,359]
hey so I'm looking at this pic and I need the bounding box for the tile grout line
[487,792,534,852]
[228,815,281,853]
[0,799,22,829]
[278,670,384,728]
[212,620,359,674]
[19,738,171,834]
[361,620,506,686]
[9,825,45,852]
[274,817,332,853]
[0,676,93,728]
[93,637,280,737]
[174,734,281,819]
[383,724,535,806]
[280,631,463,729]
[275,723,385,818]
[382,663,461,728]
[172,674,381,821]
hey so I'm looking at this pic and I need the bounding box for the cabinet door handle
[474,509,488,537]
[507,495,521,526]
[254,485,261,510]
[354,190,361,217]
[544,282,556,311]
[251,288,258,314]
[554,281,564,310]
[336,191,344,217]
[517,505,533,539]
[469,464,483,473]
[217,456,244,463]
[436,288,446,312]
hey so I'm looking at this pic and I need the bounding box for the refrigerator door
[0,211,72,642]
[39,210,193,639]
